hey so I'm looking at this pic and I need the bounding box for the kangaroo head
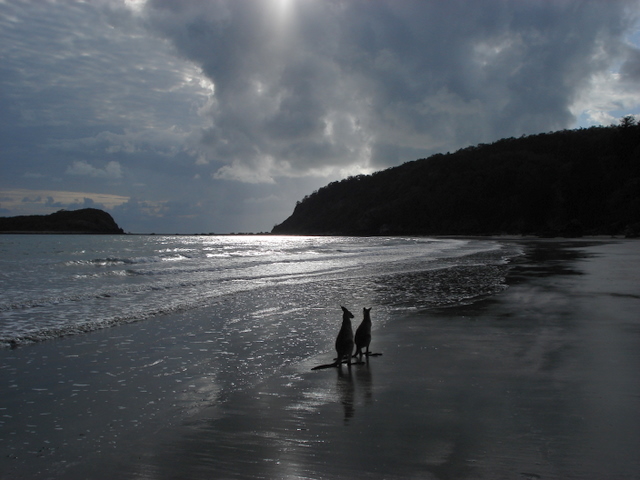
[341,306,354,319]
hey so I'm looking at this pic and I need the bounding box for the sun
[275,0,293,14]
[272,0,295,26]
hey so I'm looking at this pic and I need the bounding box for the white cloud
[571,69,640,125]
[213,157,279,184]
[67,161,123,179]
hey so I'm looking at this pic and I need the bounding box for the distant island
[0,208,124,234]
[272,120,640,237]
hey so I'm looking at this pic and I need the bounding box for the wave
[66,254,193,267]
[1,299,194,348]
[0,237,523,348]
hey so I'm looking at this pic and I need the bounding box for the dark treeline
[272,120,640,237]
[0,208,124,234]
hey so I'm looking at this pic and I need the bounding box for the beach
[1,238,639,479]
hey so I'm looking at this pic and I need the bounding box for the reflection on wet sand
[336,358,375,424]
[355,357,373,405]
[336,368,355,423]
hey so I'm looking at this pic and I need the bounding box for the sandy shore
[1,239,639,479]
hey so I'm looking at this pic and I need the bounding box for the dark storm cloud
[621,47,640,81]
[140,0,640,179]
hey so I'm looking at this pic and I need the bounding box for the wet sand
[2,239,639,479]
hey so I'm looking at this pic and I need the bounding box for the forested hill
[0,208,124,234]
[272,122,640,237]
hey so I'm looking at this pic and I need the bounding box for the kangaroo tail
[311,362,338,370]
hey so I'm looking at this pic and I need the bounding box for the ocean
[0,235,521,349]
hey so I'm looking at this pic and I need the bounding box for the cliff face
[0,208,125,234]
[272,123,640,237]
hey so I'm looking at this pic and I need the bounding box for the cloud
[571,68,640,126]
[0,188,131,217]
[0,1,213,141]
[621,46,640,81]
[140,0,640,180]
[214,158,278,184]
[66,161,123,179]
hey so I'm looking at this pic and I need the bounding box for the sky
[1,0,640,234]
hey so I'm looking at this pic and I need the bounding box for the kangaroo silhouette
[312,306,356,370]
[354,307,372,359]
[335,305,355,366]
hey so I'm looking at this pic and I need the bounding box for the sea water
[0,235,521,348]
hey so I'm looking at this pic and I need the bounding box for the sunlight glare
[272,0,296,30]
[275,0,293,17]
[124,0,147,14]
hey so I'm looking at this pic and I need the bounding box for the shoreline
[1,238,639,479]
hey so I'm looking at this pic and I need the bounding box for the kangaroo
[334,305,355,366]
[312,306,355,370]
[354,307,372,359]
